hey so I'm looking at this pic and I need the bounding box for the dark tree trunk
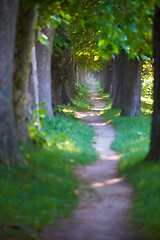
[145,6,160,161]
[36,24,55,118]
[77,67,88,84]
[13,2,37,142]
[104,61,112,94]
[120,55,142,117]
[0,0,25,164]
[111,51,142,116]
[99,61,112,94]
[66,56,77,97]
[52,26,71,107]
[135,62,142,116]
[112,52,125,109]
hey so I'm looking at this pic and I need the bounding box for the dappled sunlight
[90,97,101,101]
[89,122,108,126]
[91,177,124,188]
[99,153,120,161]
[92,107,106,111]
[76,112,100,118]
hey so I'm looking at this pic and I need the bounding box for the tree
[0,0,25,164]
[111,51,142,116]
[13,1,37,142]
[36,23,55,117]
[145,5,160,161]
[52,25,72,107]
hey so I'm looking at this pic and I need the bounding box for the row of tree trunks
[51,26,76,107]
[77,67,88,85]
[0,0,24,164]
[97,51,142,117]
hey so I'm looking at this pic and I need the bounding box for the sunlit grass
[0,115,98,239]
[102,93,160,239]
[141,96,153,118]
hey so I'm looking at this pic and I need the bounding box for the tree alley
[0,0,160,164]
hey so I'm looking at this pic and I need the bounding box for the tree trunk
[77,67,88,84]
[36,24,55,118]
[0,0,25,165]
[66,56,77,97]
[120,55,142,117]
[28,46,40,128]
[99,61,112,94]
[145,6,160,161]
[112,52,125,109]
[111,51,142,116]
[13,2,37,142]
[52,26,71,107]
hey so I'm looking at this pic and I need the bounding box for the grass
[59,83,93,117]
[0,88,98,239]
[102,93,160,240]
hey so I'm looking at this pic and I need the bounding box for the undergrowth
[102,90,160,239]
[0,85,98,239]
[58,83,92,117]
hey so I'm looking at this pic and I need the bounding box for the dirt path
[40,88,137,240]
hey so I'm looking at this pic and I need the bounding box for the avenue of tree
[0,0,160,164]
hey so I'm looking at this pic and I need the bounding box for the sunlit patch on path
[40,85,137,240]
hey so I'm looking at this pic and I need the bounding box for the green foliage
[59,83,93,117]
[141,97,153,117]
[28,105,49,147]
[0,115,98,239]
[67,0,154,64]
[52,25,70,55]
[141,60,154,98]
[75,83,91,99]
[102,96,160,239]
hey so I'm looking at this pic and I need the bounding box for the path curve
[40,89,137,240]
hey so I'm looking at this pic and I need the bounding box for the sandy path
[40,89,137,240]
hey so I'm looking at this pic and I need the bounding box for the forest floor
[40,85,140,240]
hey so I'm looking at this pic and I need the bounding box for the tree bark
[28,46,40,128]
[36,24,55,118]
[52,26,71,107]
[145,6,160,161]
[111,51,142,116]
[120,55,142,117]
[13,2,37,142]
[99,61,112,94]
[65,56,77,97]
[112,52,125,109]
[0,0,25,164]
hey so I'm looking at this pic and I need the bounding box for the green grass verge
[102,96,160,240]
[55,84,92,118]
[0,116,98,240]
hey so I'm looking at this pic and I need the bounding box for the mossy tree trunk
[13,2,37,142]
[145,6,160,161]
[36,24,55,118]
[0,0,25,165]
